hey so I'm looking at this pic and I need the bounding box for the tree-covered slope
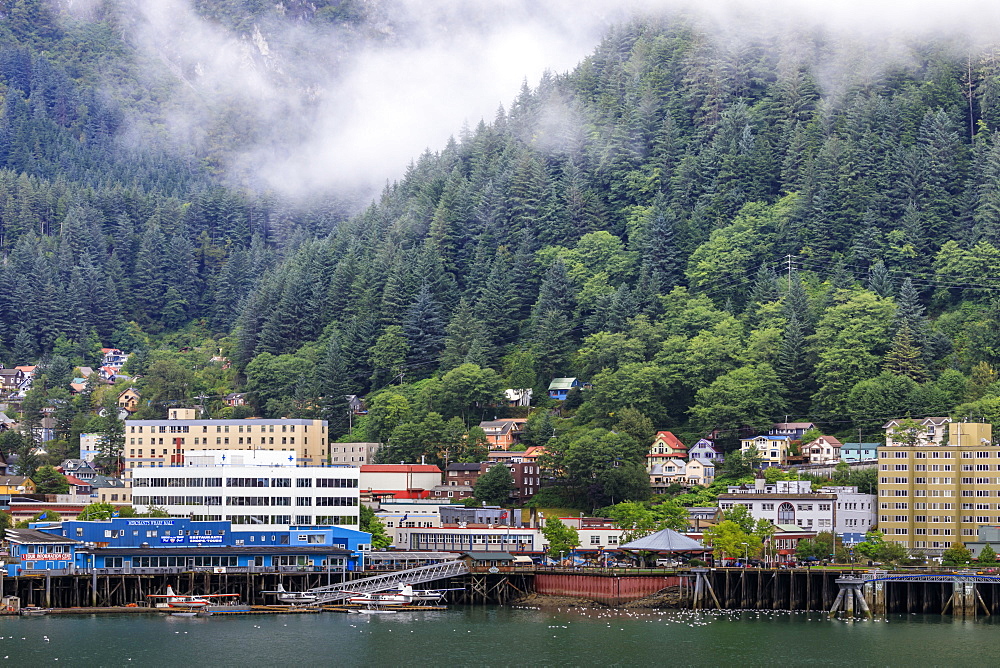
[233,17,1000,450]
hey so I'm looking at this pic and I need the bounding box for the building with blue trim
[6,518,371,576]
[840,443,879,462]
[6,528,79,575]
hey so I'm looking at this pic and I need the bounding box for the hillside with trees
[6,3,1000,503]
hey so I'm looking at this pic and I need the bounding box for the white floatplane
[148,585,241,610]
[347,584,415,607]
[260,583,319,604]
[344,584,459,613]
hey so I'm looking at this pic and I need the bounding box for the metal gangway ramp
[302,559,470,606]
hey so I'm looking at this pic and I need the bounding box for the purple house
[688,439,724,463]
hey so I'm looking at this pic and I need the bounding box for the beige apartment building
[878,421,994,556]
[122,408,328,479]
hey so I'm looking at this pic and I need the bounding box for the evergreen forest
[7,1,1000,505]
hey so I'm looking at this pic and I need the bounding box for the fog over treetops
[7,0,1000,484]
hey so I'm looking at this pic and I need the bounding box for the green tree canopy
[474,463,515,506]
[360,505,392,550]
[34,465,69,494]
[541,516,580,558]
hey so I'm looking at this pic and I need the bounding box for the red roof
[360,465,442,473]
[654,431,687,450]
[64,475,89,486]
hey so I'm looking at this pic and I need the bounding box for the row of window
[224,515,358,526]
[884,528,954,535]
[881,489,955,496]
[416,534,536,543]
[134,478,224,488]
[132,477,358,488]
[133,496,224,506]
[880,465,958,471]
[720,502,831,511]
[130,423,306,434]
[133,556,241,568]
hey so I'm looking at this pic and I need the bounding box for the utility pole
[785,254,794,288]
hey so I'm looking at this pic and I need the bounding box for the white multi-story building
[329,442,380,465]
[717,479,876,537]
[882,417,951,447]
[130,450,360,532]
[818,486,877,536]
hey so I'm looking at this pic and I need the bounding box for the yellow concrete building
[123,408,329,480]
[878,421,995,556]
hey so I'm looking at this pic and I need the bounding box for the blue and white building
[7,518,371,575]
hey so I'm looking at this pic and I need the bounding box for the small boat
[171,612,198,617]
[19,607,47,616]
[260,584,319,604]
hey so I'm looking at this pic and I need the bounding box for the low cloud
[90,0,1000,205]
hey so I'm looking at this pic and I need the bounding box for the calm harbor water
[2,607,1000,667]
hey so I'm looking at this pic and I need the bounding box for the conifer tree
[441,298,490,370]
[777,313,812,416]
[641,195,682,293]
[867,261,894,297]
[531,258,574,328]
[882,323,930,382]
[403,285,446,371]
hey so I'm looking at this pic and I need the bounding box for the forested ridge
[8,3,1000,493]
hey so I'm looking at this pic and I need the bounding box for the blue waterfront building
[6,528,80,575]
[7,518,371,575]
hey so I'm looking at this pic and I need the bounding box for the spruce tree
[777,314,812,417]
[441,298,490,370]
[867,261,894,297]
[883,323,930,382]
[403,285,446,371]
[531,259,574,327]
[641,195,682,293]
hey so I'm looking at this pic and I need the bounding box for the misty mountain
[6,1,1000,452]
[233,15,1000,443]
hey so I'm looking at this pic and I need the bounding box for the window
[778,503,794,524]
[591,535,601,545]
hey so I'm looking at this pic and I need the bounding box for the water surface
[1,607,997,667]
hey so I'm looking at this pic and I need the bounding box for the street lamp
[740,542,749,566]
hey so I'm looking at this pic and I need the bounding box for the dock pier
[6,567,1000,614]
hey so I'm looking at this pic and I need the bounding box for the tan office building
[878,421,994,556]
[123,408,329,479]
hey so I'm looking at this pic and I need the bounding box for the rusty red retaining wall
[534,573,682,606]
